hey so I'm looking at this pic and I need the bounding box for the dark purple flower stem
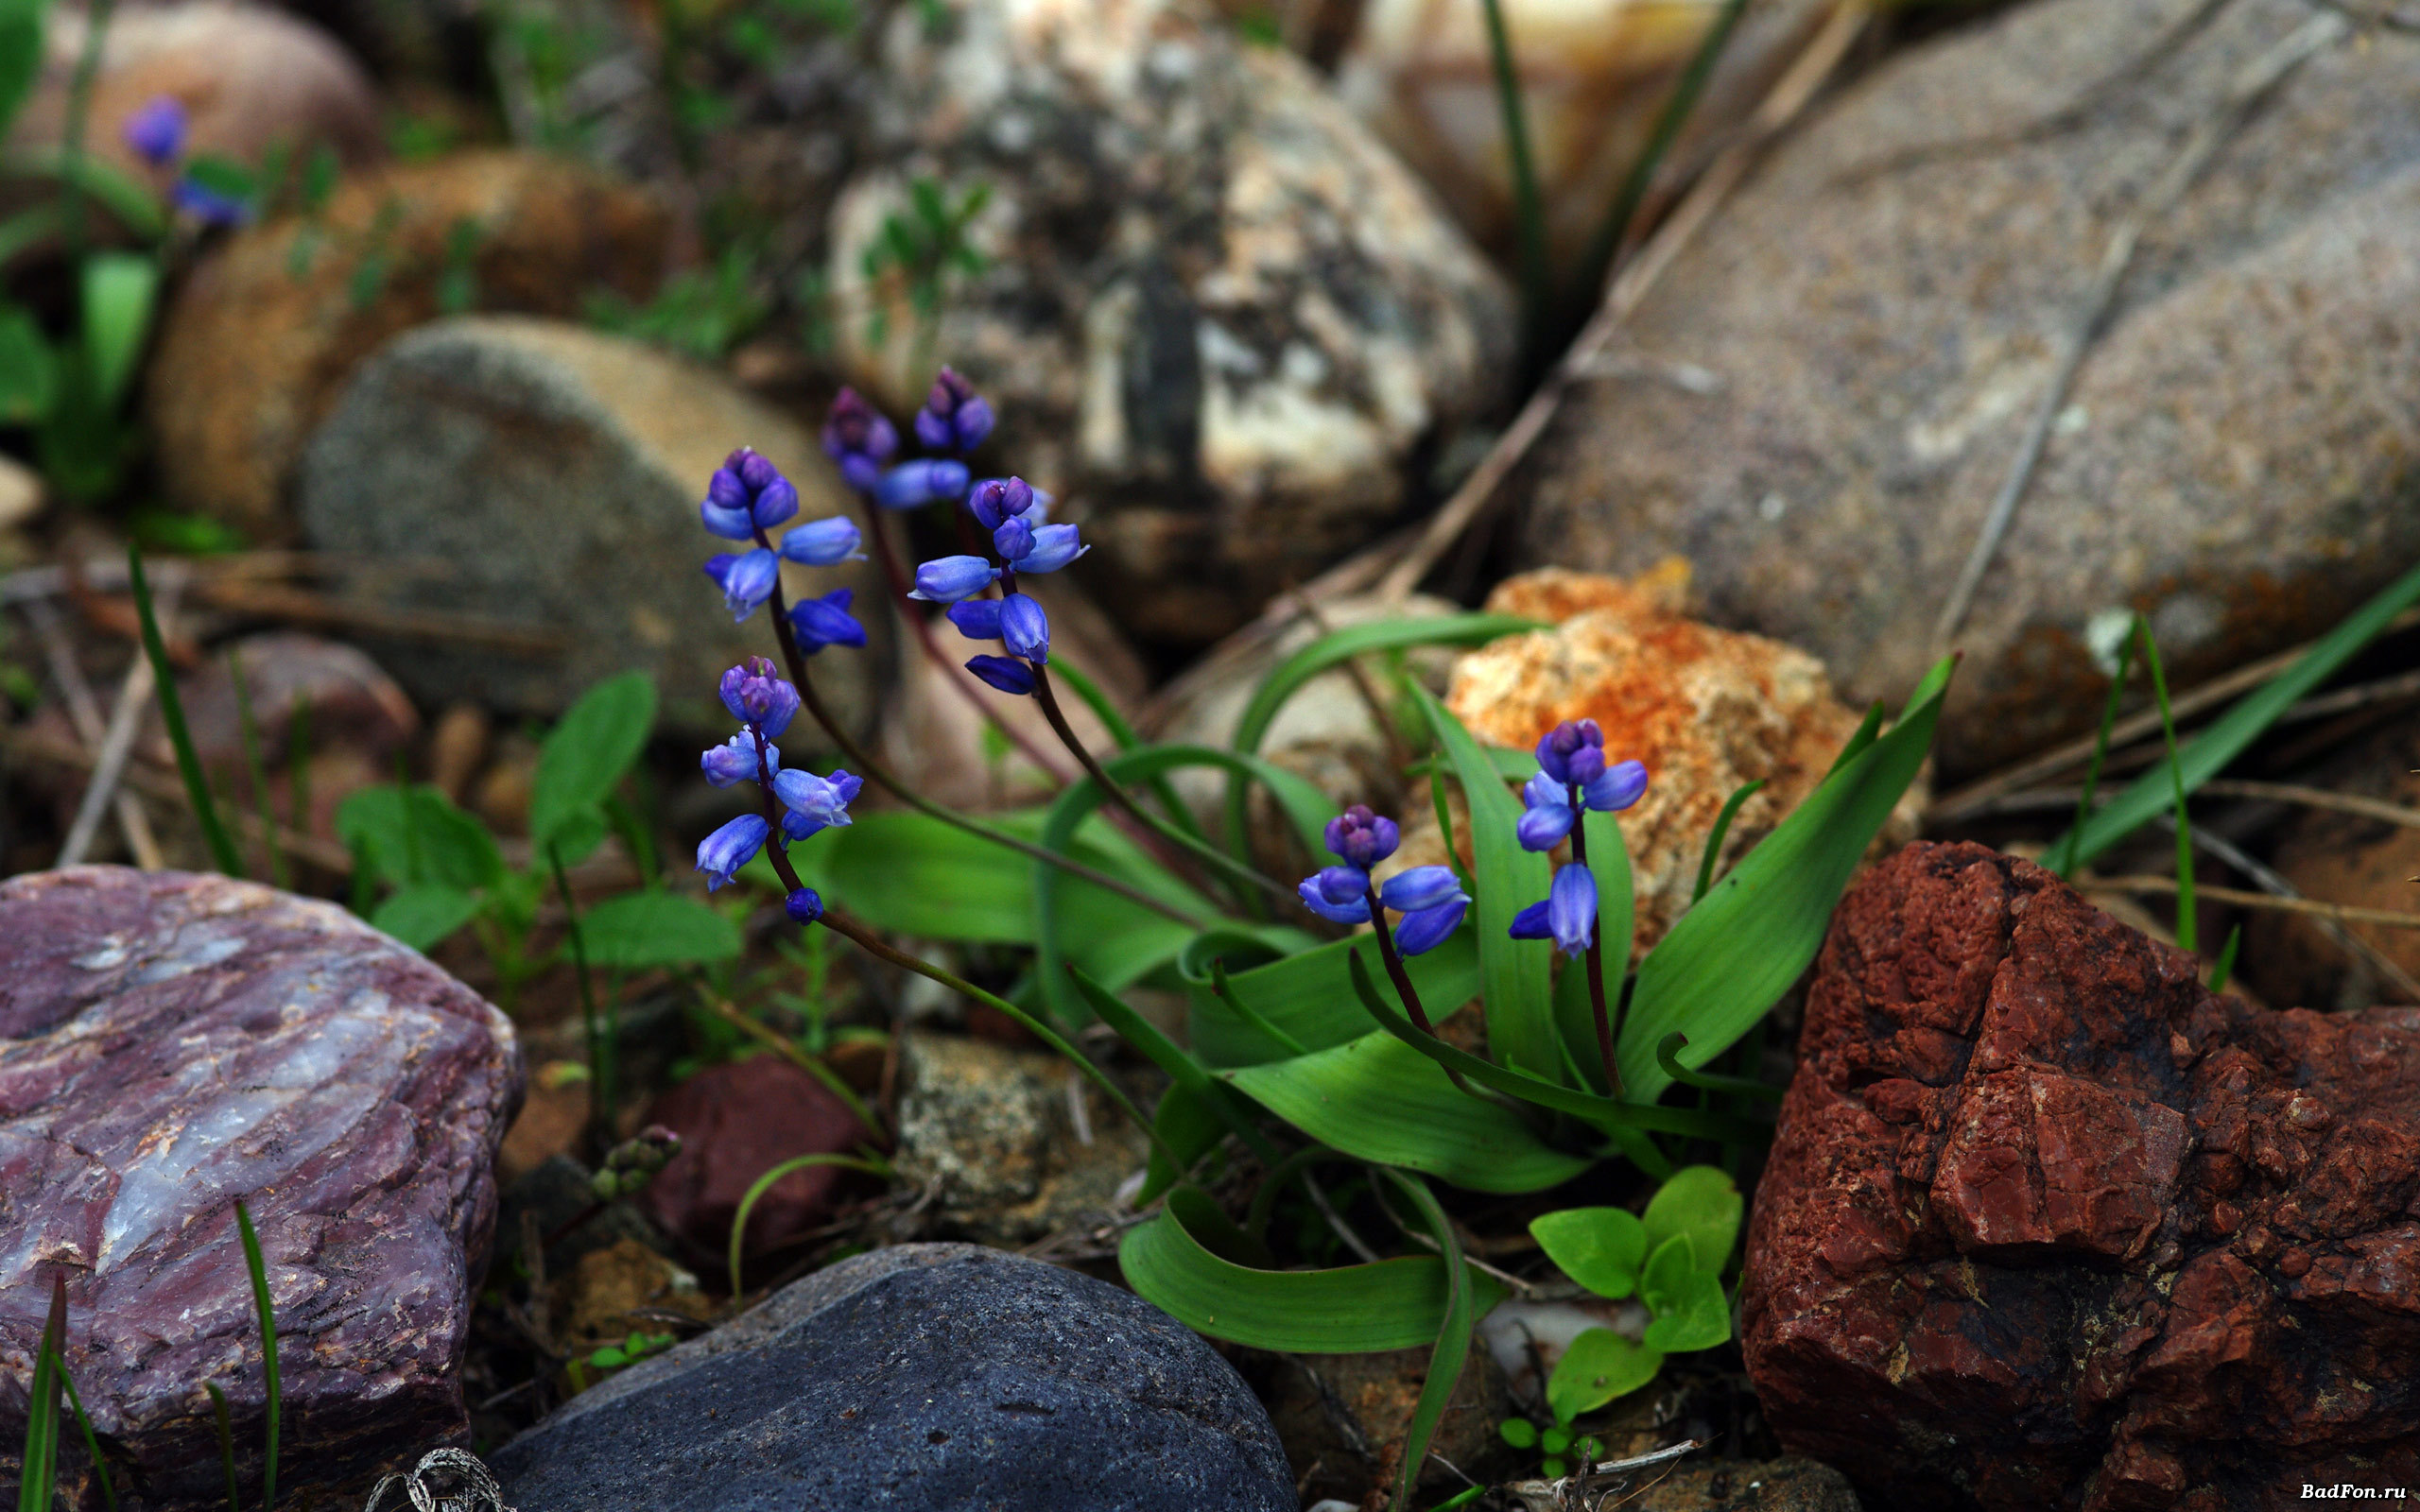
[1565,785,1624,1098]
[1362,882,1487,1101]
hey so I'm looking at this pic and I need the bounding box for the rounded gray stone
[490,1243,1296,1512]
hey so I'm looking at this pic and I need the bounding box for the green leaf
[79,253,157,411]
[337,783,506,892]
[544,805,610,869]
[0,2,43,143]
[1223,1026,1592,1194]
[1642,1165,1742,1274]
[3,149,169,240]
[2054,560,2420,868]
[1499,1418,1538,1450]
[179,153,256,203]
[1139,1083,1229,1204]
[531,672,656,847]
[1189,927,1481,1068]
[1619,655,1952,1101]
[1414,687,1558,1079]
[1638,1234,1730,1352]
[1385,1170,1476,1512]
[0,301,56,424]
[1546,1328,1662,1422]
[579,889,741,968]
[1118,1207,1505,1352]
[372,884,482,950]
[1529,1206,1647,1300]
[1551,807,1631,1092]
[1067,965,1276,1164]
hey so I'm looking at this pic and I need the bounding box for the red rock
[0,867,521,1511]
[1744,841,2420,1510]
[636,1057,878,1276]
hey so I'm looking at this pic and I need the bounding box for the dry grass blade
[20,596,164,868]
[56,575,180,867]
[2193,779,2420,830]
[2080,877,2420,932]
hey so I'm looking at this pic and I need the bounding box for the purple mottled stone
[0,868,523,1511]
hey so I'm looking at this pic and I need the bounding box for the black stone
[490,1244,1296,1512]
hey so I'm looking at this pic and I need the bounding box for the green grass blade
[2055,559,2420,869]
[1117,1209,1505,1353]
[1067,965,1279,1164]
[545,845,614,1150]
[1690,780,1763,904]
[57,1348,116,1512]
[2051,628,2137,877]
[1383,1171,1474,1512]
[204,1383,240,1512]
[1477,0,1551,355]
[233,1200,277,1512]
[1189,928,1482,1068]
[2134,619,2196,954]
[2208,924,2241,993]
[728,1153,891,1296]
[1049,659,1203,840]
[130,545,244,876]
[1413,687,1557,1079]
[17,1279,65,1512]
[227,650,286,890]
[1654,1032,1781,1102]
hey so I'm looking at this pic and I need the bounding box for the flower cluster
[693,656,860,921]
[698,446,869,651]
[1297,806,1469,956]
[1508,720,1646,956]
[121,95,247,226]
[820,369,1087,699]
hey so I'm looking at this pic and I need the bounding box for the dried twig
[1930,9,2350,649]
[57,577,180,866]
[2080,876,2420,931]
[20,597,163,868]
[2193,779,2420,831]
[2,726,354,872]
[2163,817,2420,1004]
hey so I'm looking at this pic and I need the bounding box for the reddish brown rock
[0,867,521,1511]
[636,1056,878,1276]
[1744,841,2420,1510]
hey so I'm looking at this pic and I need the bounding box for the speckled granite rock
[823,0,1513,644]
[296,316,888,731]
[1745,842,2420,1508]
[0,867,522,1511]
[490,1243,1295,1512]
[1510,0,2420,775]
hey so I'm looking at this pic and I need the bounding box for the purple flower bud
[752,474,800,529]
[696,814,769,891]
[999,593,1049,663]
[1008,522,1086,575]
[779,516,864,565]
[821,388,898,492]
[1508,899,1553,940]
[965,654,1037,696]
[876,458,972,511]
[171,175,250,227]
[700,496,755,540]
[718,656,801,737]
[1582,759,1649,814]
[786,887,823,924]
[1298,874,1373,925]
[1547,862,1598,957]
[1564,745,1606,788]
[124,96,188,167]
[732,448,783,495]
[993,516,1035,561]
[705,547,782,622]
[947,597,1004,641]
[1392,897,1467,956]
[1324,805,1401,868]
[1311,865,1371,905]
[908,555,999,604]
[709,466,752,511]
[790,588,867,654]
[1515,773,1577,851]
[773,767,860,837]
[1534,719,1605,785]
[916,368,995,452]
[966,476,1034,530]
[1378,866,1464,914]
[700,732,775,788]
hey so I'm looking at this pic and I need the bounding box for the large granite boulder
[1510,0,2420,776]
[821,0,1514,645]
[490,1243,1296,1511]
[296,316,889,732]
[1744,842,2420,1508]
[0,868,522,1511]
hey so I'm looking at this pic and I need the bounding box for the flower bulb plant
[680,368,1956,1512]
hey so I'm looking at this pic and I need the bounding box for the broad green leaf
[1414,687,1558,1079]
[1639,1234,1730,1352]
[372,884,481,950]
[1118,1207,1505,1352]
[0,2,42,141]
[337,783,505,892]
[531,671,656,846]
[1546,1328,1662,1422]
[579,889,740,968]
[0,301,56,424]
[1066,965,1275,1163]
[1139,1083,1229,1204]
[1222,1027,1591,1194]
[2054,558,2420,868]
[1530,1206,1647,1300]
[1386,1170,1476,1512]
[1642,1165,1740,1274]
[3,149,169,240]
[1620,656,1952,1101]
[1551,807,1632,1093]
[80,253,157,411]
[544,804,610,869]
[1189,927,1481,1068]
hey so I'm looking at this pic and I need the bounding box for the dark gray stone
[491,1243,1296,1512]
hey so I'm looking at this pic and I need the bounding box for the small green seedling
[563,1331,675,1394]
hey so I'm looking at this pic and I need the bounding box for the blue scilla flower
[994,515,1035,561]
[790,587,867,653]
[875,458,972,511]
[779,516,863,565]
[719,657,799,736]
[1325,805,1401,868]
[774,767,862,838]
[701,732,774,788]
[171,176,250,227]
[1510,862,1598,957]
[908,555,999,604]
[705,549,781,622]
[966,654,1037,696]
[966,476,1034,530]
[125,96,187,167]
[946,598,1003,640]
[696,813,769,891]
[999,593,1049,663]
[821,388,899,492]
[917,368,994,453]
[1515,724,1647,851]
[1008,522,1087,575]
[1297,809,1465,956]
[786,887,823,924]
